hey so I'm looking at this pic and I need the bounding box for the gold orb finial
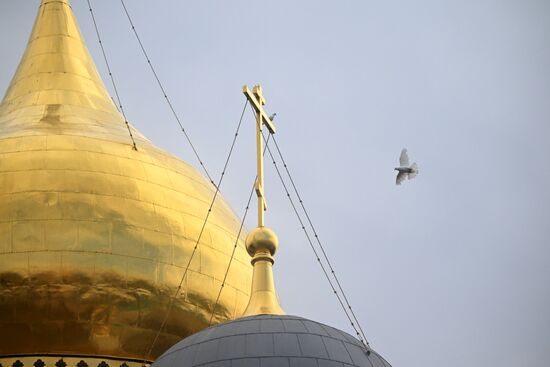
[245,226,278,259]
[242,225,285,316]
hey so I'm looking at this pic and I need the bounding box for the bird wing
[396,171,407,185]
[409,163,418,179]
[399,148,409,166]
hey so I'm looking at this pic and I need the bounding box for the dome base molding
[0,355,150,367]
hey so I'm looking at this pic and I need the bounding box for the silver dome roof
[153,315,392,367]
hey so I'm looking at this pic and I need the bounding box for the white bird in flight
[395,148,419,185]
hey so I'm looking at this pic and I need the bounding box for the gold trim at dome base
[0,356,150,367]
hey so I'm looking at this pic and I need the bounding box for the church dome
[0,0,252,362]
[152,314,392,367]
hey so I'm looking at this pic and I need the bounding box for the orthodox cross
[242,85,276,227]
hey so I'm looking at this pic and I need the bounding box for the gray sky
[1,1,550,366]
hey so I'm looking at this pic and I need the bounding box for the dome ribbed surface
[153,315,392,367]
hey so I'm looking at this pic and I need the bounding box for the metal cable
[143,99,249,364]
[118,0,215,185]
[208,134,272,326]
[86,0,137,150]
[272,135,370,345]
[253,118,369,345]
[207,179,255,326]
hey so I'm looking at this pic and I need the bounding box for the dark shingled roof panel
[152,315,392,367]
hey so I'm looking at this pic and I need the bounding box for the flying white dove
[395,148,419,185]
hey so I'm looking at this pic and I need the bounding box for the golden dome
[0,0,252,361]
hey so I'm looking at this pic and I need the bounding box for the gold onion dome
[0,0,252,362]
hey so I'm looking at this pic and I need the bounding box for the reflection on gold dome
[0,0,252,362]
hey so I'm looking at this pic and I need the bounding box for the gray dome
[153,314,392,367]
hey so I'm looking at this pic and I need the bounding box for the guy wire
[272,135,370,346]
[143,99,249,363]
[87,0,137,150]
[118,0,215,185]
[251,112,370,345]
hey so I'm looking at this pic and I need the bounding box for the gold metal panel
[0,222,11,253]
[1,151,46,171]
[45,220,79,250]
[141,228,174,264]
[172,238,202,273]
[111,223,145,259]
[77,221,112,253]
[12,221,45,252]
[28,251,63,283]
[46,134,107,152]
[11,192,63,221]
[0,0,252,360]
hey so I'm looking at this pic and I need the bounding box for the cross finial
[242,85,276,227]
[241,85,284,316]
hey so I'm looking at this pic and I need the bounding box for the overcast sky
[1,1,549,366]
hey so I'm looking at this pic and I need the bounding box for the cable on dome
[86,0,137,151]
[208,134,272,327]
[207,180,255,326]
[118,0,215,185]
[272,134,370,346]
[143,99,249,364]
[248,105,369,345]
